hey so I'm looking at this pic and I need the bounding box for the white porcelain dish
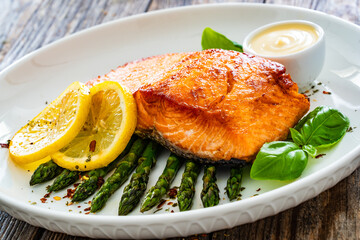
[1,3,360,239]
[243,20,325,90]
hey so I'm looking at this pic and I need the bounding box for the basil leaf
[302,145,317,157]
[201,27,243,52]
[290,128,304,146]
[293,107,322,131]
[250,141,308,181]
[298,106,350,148]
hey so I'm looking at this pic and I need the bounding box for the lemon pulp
[9,82,91,164]
[51,81,137,171]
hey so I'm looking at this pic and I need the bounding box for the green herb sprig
[250,106,350,181]
[201,27,243,52]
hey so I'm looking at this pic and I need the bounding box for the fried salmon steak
[87,49,310,165]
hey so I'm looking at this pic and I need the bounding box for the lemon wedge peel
[51,81,137,171]
[9,82,91,165]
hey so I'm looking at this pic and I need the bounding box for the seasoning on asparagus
[140,153,183,212]
[118,141,160,215]
[177,160,201,211]
[47,169,82,192]
[201,165,220,208]
[90,137,148,213]
[72,135,137,202]
[30,159,63,186]
[226,166,243,201]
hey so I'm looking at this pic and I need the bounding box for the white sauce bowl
[243,20,325,91]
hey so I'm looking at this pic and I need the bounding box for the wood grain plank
[0,0,41,68]
[148,0,264,12]
[39,230,97,240]
[266,0,360,24]
[314,0,360,24]
[265,0,314,8]
[0,211,41,240]
[0,0,150,71]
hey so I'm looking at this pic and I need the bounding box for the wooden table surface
[0,0,359,239]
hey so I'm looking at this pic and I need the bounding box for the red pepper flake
[84,207,91,212]
[77,206,81,208]
[167,201,173,205]
[97,177,104,188]
[89,140,96,152]
[157,199,167,209]
[40,198,47,203]
[315,154,326,159]
[323,91,332,95]
[256,188,261,192]
[64,188,76,199]
[0,143,9,148]
[74,183,80,188]
[303,94,310,102]
[171,210,174,213]
[84,208,91,213]
[168,187,178,199]
[43,192,51,198]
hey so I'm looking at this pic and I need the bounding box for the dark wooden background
[0,0,359,239]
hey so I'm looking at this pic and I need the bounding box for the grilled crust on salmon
[87,49,310,165]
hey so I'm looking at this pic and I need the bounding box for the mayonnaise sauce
[248,23,319,56]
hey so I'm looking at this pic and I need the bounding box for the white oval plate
[1,3,360,239]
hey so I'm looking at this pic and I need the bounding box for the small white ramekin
[243,20,325,91]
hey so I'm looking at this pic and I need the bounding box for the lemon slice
[9,82,91,164]
[51,81,137,171]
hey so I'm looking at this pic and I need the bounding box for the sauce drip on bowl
[247,23,319,56]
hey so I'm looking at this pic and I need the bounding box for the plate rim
[1,2,360,238]
[2,2,360,74]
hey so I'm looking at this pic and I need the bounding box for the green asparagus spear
[226,166,243,201]
[118,141,160,215]
[30,159,63,186]
[201,165,220,208]
[90,137,148,212]
[140,153,183,212]
[47,169,82,192]
[72,135,137,202]
[177,160,201,211]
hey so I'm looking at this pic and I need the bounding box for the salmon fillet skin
[87,49,310,165]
